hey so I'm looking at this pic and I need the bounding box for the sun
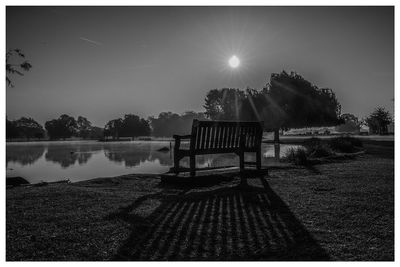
[228,55,240,68]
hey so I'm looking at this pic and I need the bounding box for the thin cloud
[79,37,103,46]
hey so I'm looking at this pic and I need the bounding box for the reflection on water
[6,144,46,166]
[45,144,98,168]
[6,141,302,183]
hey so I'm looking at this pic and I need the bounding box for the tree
[263,71,341,136]
[336,113,361,133]
[203,88,245,120]
[6,118,19,139]
[6,49,32,87]
[6,117,45,140]
[203,71,342,142]
[120,114,151,137]
[45,114,77,140]
[14,117,45,140]
[88,126,104,140]
[149,111,207,137]
[104,114,151,139]
[365,107,392,135]
[149,112,181,137]
[76,116,92,139]
[104,118,124,140]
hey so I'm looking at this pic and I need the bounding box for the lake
[6,141,302,184]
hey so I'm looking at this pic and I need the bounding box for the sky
[6,6,394,127]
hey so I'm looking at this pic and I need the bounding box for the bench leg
[174,153,180,174]
[190,155,196,176]
[239,150,244,172]
[256,148,261,170]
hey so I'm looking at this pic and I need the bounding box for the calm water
[6,141,302,183]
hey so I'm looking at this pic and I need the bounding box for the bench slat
[222,126,227,149]
[227,126,232,148]
[195,126,201,150]
[247,127,254,148]
[243,126,247,148]
[210,125,216,149]
[199,126,204,149]
[214,126,220,149]
[206,126,213,148]
[202,126,207,149]
[227,126,233,148]
[231,126,237,148]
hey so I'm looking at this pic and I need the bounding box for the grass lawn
[6,142,394,261]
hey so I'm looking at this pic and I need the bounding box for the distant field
[263,134,394,143]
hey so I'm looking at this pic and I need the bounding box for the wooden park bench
[173,120,264,176]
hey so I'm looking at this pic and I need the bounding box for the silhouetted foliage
[45,114,78,140]
[76,116,92,139]
[75,116,105,139]
[365,107,392,135]
[6,118,19,139]
[104,118,123,140]
[6,117,45,140]
[88,126,104,139]
[121,114,151,137]
[149,111,207,137]
[304,136,362,155]
[285,147,309,165]
[104,114,151,139]
[203,71,342,142]
[6,49,32,87]
[203,89,245,120]
[329,136,363,153]
[261,71,341,129]
[336,113,361,133]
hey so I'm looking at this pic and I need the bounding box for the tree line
[6,70,393,141]
[6,111,207,141]
[337,108,393,135]
[7,115,104,140]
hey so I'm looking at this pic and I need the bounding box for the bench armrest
[173,134,191,152]
[173,134,191,140]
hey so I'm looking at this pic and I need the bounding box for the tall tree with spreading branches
[6,49,32,87]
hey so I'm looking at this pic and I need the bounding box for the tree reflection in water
[104,148,150,167]
[45,143,101,168]
[6,144,45,166]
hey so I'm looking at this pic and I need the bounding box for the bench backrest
[190,120,264,152]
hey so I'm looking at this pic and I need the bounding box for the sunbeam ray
[247,94,262,121]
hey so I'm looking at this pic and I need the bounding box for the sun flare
[228,55,240,68]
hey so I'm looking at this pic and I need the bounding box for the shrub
[285,147,308,165]
[303,138,333,158]
[308,143,334,157]
[329,136,362,153]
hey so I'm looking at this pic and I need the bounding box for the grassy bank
[6,142,394,261]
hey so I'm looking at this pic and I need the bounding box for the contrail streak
[79,37,103,46]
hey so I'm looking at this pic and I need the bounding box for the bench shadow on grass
[108,172,330,261]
